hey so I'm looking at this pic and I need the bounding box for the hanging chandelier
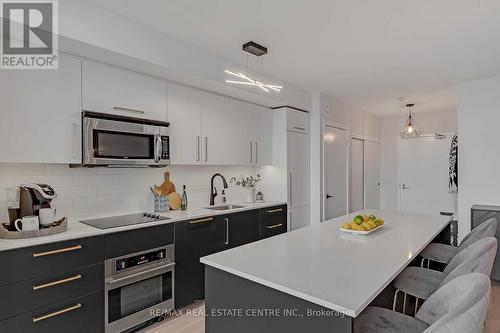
[225,41,282,93]
[400,103,421,138]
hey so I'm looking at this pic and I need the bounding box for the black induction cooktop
[80,213,170,230]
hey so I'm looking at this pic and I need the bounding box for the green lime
[353,215,363,225]
[369,215,377,221]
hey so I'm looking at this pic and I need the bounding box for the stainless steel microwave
[80,111,169,167]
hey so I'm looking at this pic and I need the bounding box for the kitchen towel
[449,134,458,193]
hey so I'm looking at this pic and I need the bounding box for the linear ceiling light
[225,70,282,92]
[225,41,282,93]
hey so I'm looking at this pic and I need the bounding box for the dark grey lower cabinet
[0,263,103,321]
[175,215,226,308]
[175,207,286,308]
[260,205,288,239]
[0,236,105,332]
[0,291,104,333]
[225,210,260,249]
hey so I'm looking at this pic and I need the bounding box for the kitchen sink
[204,205,245,211]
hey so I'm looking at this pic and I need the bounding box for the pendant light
[400,103,421,138]
[225,41,282,93]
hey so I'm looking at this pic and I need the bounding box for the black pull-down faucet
[210,173,228,206]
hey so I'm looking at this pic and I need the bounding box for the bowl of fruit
[340,214,385,234]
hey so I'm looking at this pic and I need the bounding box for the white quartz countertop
[201,209,451,317]
[0,201,286,252]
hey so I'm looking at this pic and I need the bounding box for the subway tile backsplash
[0,164,258,222]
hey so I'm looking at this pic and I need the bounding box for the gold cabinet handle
[189,217,213,225]
[265,223,283,229]
[225,218,229,245]
[32,245,82,258]
[267,208,283,213]
[32,303,82,323]
[33,274,82,291]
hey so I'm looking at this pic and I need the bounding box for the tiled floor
[145,280,500,333]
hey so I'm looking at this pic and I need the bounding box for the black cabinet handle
[265,224,283,229]
[267,208,283,213]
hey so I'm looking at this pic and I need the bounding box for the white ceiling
[86,0,500,116]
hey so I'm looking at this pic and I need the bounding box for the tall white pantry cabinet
[272,107,311,231]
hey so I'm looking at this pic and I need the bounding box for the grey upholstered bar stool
[420,217,497,268]
[392,237,497,314]
[354,273,491,333]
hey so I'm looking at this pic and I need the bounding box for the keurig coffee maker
[8,184,57,223]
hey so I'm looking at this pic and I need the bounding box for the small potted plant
[230,174,261,203]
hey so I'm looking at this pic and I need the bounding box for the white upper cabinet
[0,53,82,164]
[246,103,273,165]
[82,61,167,121]
[167,85,273,166]
[167,83,202,165]
[287,109,309,133]
[201,92,250,165]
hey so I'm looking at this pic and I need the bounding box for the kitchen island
[201,209,451,333]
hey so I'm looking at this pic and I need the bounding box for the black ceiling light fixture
[225,41,282,93]
[242,41,268,57]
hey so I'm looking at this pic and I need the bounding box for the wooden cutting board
[160,171,176,195]
[168,192,182,210]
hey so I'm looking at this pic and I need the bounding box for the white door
[323,125,348,220]
[289,205,310,231]
[350,138,364,213]
[287,131,310,208]
[399,135,456,215]
[167,83,202,165]
[364,141,381,209]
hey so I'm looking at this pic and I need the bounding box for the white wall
[310,93,380,222]
[458,76,500,240]
[379,109,457,211]
[0,164,258,222]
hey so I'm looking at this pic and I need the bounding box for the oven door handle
[107,262,175,290]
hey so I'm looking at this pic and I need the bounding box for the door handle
[326,194,334,199]
[401,184,410,190]
[288,173,292,206]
